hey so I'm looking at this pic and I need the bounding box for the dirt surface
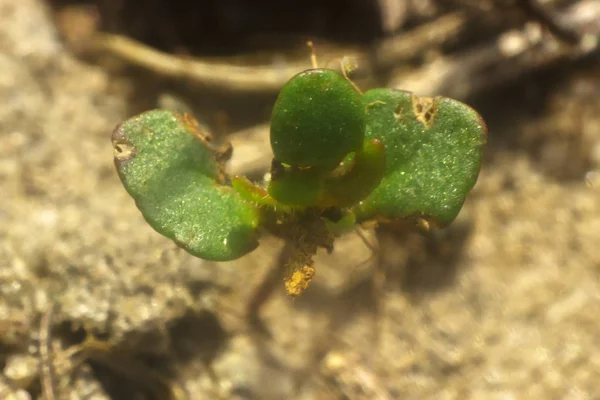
[1,0,600,399]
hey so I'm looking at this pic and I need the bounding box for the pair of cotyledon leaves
[112,69,487,261]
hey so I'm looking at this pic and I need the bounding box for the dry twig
[39,304,57,400]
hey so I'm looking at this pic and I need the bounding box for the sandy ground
[1,0,600,399]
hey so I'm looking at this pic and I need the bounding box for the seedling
[112,51,486,297]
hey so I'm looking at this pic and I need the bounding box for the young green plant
[112,62,486,296]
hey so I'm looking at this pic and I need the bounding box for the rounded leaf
[267,162,324,207]
[320,138,386,208]
[356,89,487,226]
[112,110,259,261]
[270,69,365,169]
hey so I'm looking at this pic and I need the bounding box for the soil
[1,0,599,399]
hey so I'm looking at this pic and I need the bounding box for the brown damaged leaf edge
[178,112,213,144]
[112,123,136,167]
[178,112,234,161]
[176,112,233,179]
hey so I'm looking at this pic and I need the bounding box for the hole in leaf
[393,103,410,125]
[113,139,135,162]
[411,95,437,128]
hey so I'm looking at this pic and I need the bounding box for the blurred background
[1,0,600,398]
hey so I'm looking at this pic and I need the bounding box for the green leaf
[320,138,386,208]
[270,69,365,169]
[267,161,325,207]
[112,110,259,261]
[356,89,487,226]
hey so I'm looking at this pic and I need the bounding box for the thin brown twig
[89,33,316,92]
[40,303,57,400]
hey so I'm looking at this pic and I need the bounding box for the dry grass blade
[39,304,57,400]
[89,33,315,92]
